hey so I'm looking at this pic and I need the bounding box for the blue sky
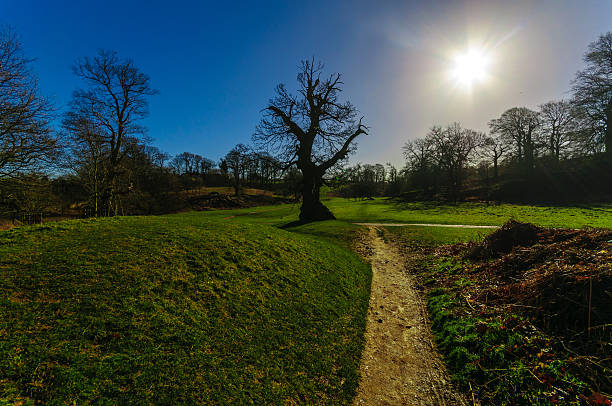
[2,0,611,166]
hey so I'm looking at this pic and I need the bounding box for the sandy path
[355,222,498,229]
[353,227,468,406]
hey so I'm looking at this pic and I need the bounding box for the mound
[444,221,612,402]
[471,224,612,341]
[468,220,541,259]
[0,214,370,404]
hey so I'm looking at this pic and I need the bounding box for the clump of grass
[0,214,371,404]
[427,288,589,405]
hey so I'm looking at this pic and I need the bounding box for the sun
[451,48,490,88]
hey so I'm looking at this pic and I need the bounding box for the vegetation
[324,198,612,228]
[0,214,371,404]
[2,30,612,223]
[384,221,612,405]
[254,58,368,222]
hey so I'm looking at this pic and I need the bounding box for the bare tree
[539,100,574,160]
[69,50,157,215]
[482,135,506,179]
[571,32,612,156]
[62,112,109,215]
[425,123,485,198]
[489,107,540,170]
[225,144,249,196]
[144,146,171,169]
[254,59,368,221]
[0,28,55,178]
[403,138,434,195]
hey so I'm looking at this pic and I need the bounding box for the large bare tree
[571,32,612,156]
[254,59,368,221]
[67,50,157,215]
[0,29,55,178]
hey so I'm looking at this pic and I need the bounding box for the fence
[11,212,44,225]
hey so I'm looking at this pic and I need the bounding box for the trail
[355,222,498,229]
[353,226,468,406]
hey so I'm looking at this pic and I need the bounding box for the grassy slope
[0,215,370,405]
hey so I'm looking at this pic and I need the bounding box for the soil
[353,226,469,406]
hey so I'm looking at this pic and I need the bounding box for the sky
[2,0,611,167]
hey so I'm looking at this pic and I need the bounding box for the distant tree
[144,146,171,169]
[386,163,398,183]
[62,113,108,215]
[0,29,56,179]
[403,138,434,195]
[199,157,215,177]
[489,107,540,170]
[539,100,574,160]
[482,134,506,179]
[68,50,157,215]
[225,144,249,196]
[219,159,228,176]
[571,32,612,156]
[424,123,485,198]
[254,59,368,221]
[171,152,203,175]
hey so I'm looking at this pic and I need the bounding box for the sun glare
[451,48,489,88]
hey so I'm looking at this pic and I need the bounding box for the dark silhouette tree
[403,138,434,196]
[254,59,368,221]
[0,28,55,179]
[68,50,157,215]
[482,135,506,179]
[417,123,485,199]
[489,107,540,170]
[538,100,574,160]
[224,144,249,196]
[571,32,612,156]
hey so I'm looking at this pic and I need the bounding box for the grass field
[0,215,370,404]
[194,197,612,229]
[1,197,610,404]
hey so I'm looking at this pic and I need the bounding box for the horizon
[2,0,611,167]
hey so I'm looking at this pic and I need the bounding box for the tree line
[1,28,611,223]
[342,32,612,203]
[0,29,306,220]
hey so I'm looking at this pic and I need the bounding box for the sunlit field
[0,215,370,404]
[198,197,612,229]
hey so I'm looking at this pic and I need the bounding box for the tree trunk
[524,133,534,170]
[299,173,335,222]
[493,156,499,179]
[605,110,612,157]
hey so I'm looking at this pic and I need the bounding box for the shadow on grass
[280,220,309,229]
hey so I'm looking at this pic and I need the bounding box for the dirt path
[355,222,498,229]
[353,226,468,406]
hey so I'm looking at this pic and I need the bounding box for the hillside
[0,215,371,404]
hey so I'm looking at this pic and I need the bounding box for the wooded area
[1,29,611,224]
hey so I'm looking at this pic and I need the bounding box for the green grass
[0,214,370,404]
[383,225,490,246]
[324,198,612,228]
[195,198,612,229]
[426,287,572,406]
[2,196,610,404]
